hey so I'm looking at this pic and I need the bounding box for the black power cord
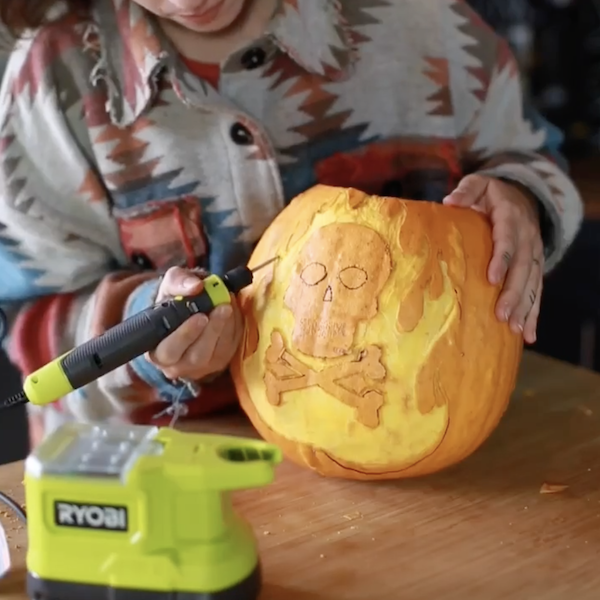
[0,490,26,523]
[0,308,28,570]
[0,308,28,410]
[1,391,28,410]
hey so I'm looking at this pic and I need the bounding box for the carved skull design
[284,223,392,358]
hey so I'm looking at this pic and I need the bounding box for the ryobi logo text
[54,501,128,532]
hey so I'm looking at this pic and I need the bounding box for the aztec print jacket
[0,0,583,437]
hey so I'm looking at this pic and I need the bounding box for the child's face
[135,0,248,33]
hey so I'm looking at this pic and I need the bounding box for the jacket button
[240,46,267,70]
[131,252,154,270]
[230,122,254,145]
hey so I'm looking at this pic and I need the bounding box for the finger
[443,174,489,207]
[509,255,542,336]
[157,266,204,301]
[211,299,243,366]
[523,259,544,344]
[149,313,209,367]
[487,204,518,285]
[175,304,234,378]
[495,242,533,325]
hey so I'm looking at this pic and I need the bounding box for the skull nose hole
[323,286,333,302]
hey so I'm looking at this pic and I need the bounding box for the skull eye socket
[338,266,367,290]
[300,262,327,286]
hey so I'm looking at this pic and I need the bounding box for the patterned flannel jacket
[0,0,583,436]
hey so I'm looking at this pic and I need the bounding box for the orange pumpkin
[230,185,522,480]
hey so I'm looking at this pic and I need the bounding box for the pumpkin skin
[230,185,523,480]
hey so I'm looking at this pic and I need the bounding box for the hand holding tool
[0,258,277,410]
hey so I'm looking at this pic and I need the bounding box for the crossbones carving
[264,331,386,429]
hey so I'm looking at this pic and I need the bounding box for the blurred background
[464,0,600,375]
[2,0,600,464]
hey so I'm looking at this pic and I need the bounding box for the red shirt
[180,56,221,90]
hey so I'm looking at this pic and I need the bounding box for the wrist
[500,178,538,214]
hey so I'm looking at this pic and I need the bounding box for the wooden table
[3,351,600,599]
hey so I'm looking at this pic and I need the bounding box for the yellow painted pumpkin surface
[231,185,522,480]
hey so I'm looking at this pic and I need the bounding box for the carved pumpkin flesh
[230,185,522,480]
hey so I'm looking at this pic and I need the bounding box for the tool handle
[2,266,268,410]
[60,296,211,389]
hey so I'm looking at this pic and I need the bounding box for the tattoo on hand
[529,290,536,306]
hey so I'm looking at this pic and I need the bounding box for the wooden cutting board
[2,350,600,600]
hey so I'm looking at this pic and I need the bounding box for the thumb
[157,266,204,300]
[443,174,490,207]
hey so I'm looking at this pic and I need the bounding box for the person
[0,0,583,445]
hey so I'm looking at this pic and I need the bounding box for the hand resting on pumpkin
[145,267,243,382]
[443,175,543,345]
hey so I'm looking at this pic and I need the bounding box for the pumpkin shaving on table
[540,483,569,494]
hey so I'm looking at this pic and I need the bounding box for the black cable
[0,308,26,523]
[0,307,28,410]
[0,490,26,523]
[0,322,28,567]
[1,391,28,410]
[0,316,28,524]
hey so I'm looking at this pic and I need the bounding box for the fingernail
[197,314,209,326]
[183,277,199,290]
[214,304,233,319]
[503,308,511,322]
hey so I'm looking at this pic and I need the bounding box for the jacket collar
[92,0,353,127]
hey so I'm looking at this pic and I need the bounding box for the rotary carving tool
[0,258,277,410]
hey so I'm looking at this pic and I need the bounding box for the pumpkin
[230,185,522,480]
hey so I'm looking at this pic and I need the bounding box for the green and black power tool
[0,258,282,600]
[0,258,276,410]
[22,421,282,600]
